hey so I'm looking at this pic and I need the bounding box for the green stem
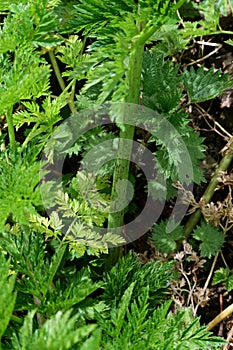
[70,80,77,113]
[107,43,145,266]
[183,141,233,239]
[11,314,23,324]
[44,241,67,298]
[6,107,16,149]
[106,1,187,266]
[49,50,66,91]
[49,50,76,113]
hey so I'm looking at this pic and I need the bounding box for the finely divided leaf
[0,253,17,341]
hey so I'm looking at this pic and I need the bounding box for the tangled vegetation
[0,0,233,348]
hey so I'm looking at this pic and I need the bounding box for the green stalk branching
[49,50,76,114]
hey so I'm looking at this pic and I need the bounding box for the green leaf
[168,110,206,184]
[212,267,230,285]
[0,51,50,115]
[178,317,226,349]
[13,310,97,350]
[225,39,233,46]
[142,50,182,114]
[152,220,183,254]
[80,329,102,350]
[148,306,226,349]
[226,274,233,292]
[192,221,225,258]
[103,253,176,307]
[56,35,84,72]
[182,66,233,103]
[213,268,233,292]
[0,253,17,341]
[0,1,62,52]
[0,146,48,229]
[113,282,135,337]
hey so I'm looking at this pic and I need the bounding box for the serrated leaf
[168,110,206,184]
[0,147,48,229]
[225,39,233,46]
[152,220,183,254]
[212,267,229,285]
[142,50,182,114]
[80,328,102,350]
[182,66,233,103]
[226,274,233,292]
[113,282,135,337]
[193,221,225,258]
[213,268,233,292]
[14,310,97,350]
[0,253,17,341]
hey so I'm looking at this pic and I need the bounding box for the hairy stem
[106,42,144,265]
[107,40,149,266]
[107,2,186,266]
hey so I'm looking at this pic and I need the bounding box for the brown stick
[207,303,233,331]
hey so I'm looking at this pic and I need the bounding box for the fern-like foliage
[182,66,233,103]
[0,230,103,317]
[57,177,125,254]
[0,230,58,301]
[102,253,176,306]
[69,0,180,103]
[96,254,225,349]
[0,1,63,52]
[0,50,50,115]
[0,0,66,115]
[11,309,97,350]
[32,182,125,258]
[13,95,68,146]
[0,252,17,342]
[147,303,226,349]
[97,293,226,349]
[0,146,50,230]
[0,234,226,349]
[141,50,206,191]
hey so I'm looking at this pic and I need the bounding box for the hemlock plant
[0,0,233,348]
